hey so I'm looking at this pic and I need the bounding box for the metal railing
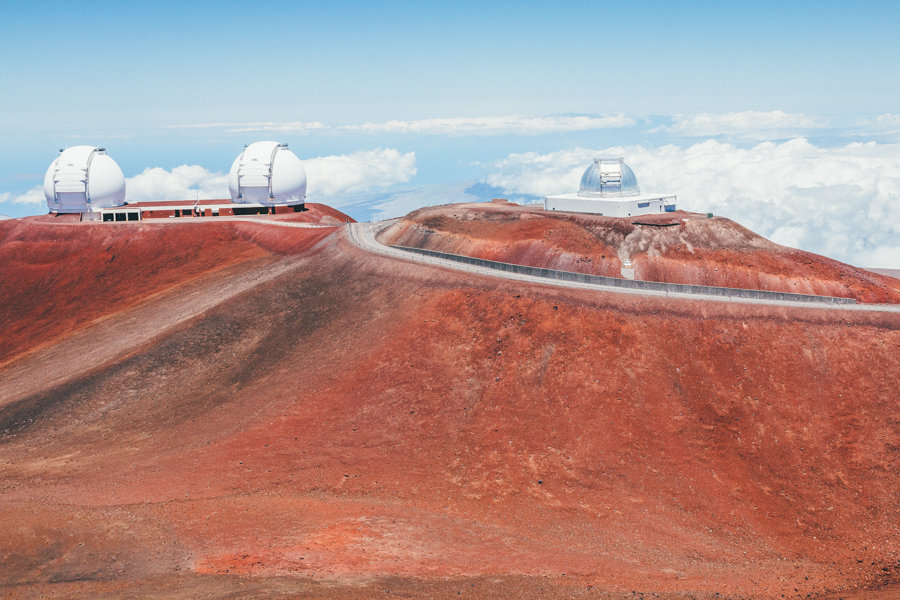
[390,245,857,305]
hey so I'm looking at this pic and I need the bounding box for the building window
[637,201,650,208]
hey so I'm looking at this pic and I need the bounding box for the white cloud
[126,165,230,202]
[0,187,45,206]
[69,133,136,140]
[0,168,230,207]
[125,148,416,201]
[656,110,825,140]
[167,114,635,136]
[167,121,328,134]
[487,150,589,198]
[304,148,416,197]
[228,121,328,134]
[486,139,900,268]
[873,113,900,129]
[342,114,635,136]
[854,113,900,139]
[0,214,11,220]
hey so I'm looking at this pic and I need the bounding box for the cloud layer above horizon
[486,138,900,268]
[4,110,900,268]
[163,110,900,141]
[655,111,825,140]
[169,114,636,136]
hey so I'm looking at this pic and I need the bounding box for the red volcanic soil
[0,213,899,599]
[267,202,356,225]
[379,203,900,303]
[0,205,346,365]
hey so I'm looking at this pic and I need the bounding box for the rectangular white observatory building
[544,157,676,217]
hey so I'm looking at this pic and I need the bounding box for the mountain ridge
[0,204,898,599]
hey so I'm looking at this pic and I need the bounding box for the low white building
[544,157,675,217]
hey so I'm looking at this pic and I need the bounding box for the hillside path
[0,254,307,408]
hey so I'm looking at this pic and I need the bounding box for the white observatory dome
[43,146,126,213]
[228,141,307,206]
[578,157,640,198]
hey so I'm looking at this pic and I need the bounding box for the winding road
[347,221,900,313]
[16,215,900,313]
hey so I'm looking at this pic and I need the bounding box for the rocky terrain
[379,203,900,304]
[0,204,898,599]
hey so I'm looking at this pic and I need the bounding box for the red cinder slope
[0,207,346,365]
[0,217,898,599]
[379,203,900,303]
[267,202,356,226]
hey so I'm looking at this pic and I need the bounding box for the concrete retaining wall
[392,245,857,305]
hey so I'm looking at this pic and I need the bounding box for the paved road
[348,221,900,314]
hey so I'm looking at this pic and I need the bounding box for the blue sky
[2,1,900,265]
